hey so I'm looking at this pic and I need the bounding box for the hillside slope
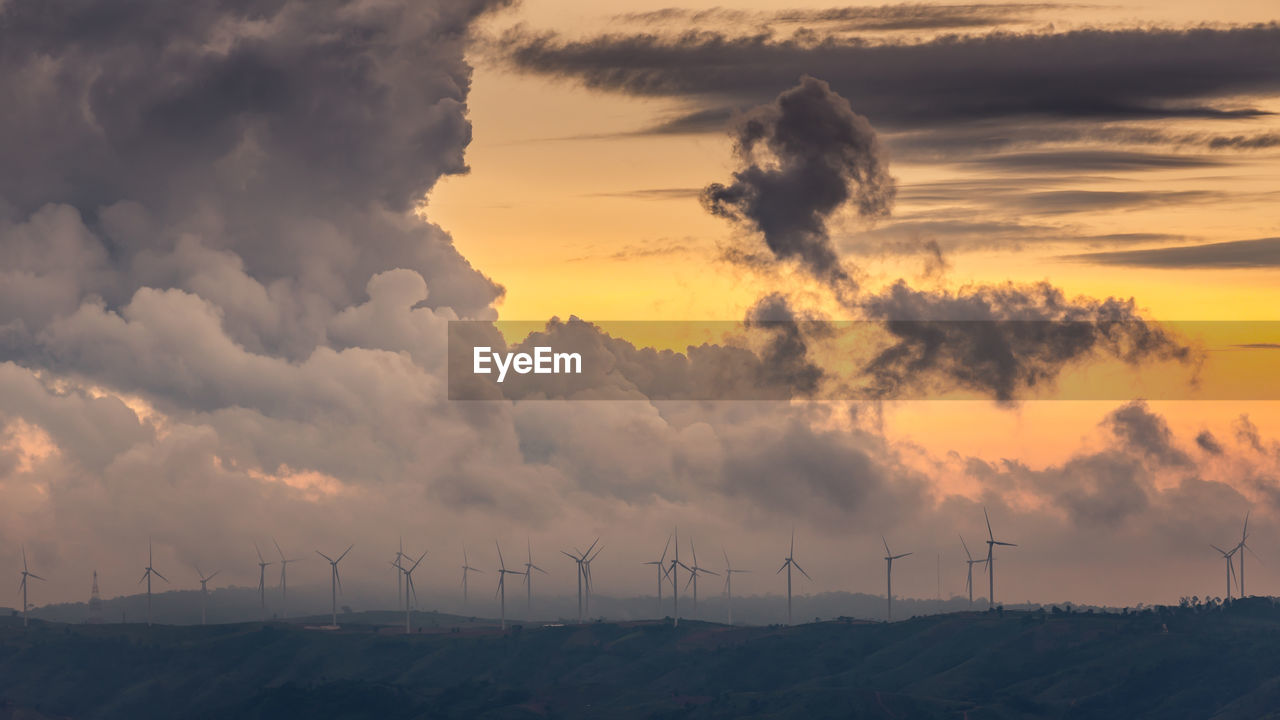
[1,602,1279,719]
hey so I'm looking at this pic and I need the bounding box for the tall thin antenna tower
[88,570,104,624]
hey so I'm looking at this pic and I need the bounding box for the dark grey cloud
[963,150,1227,172]
[1065,237,1280,268]
[503,24,1280,127]
[858,282,1193,403]
[0,0,509,364]
[1197,430,1225,455]
[612,4,1081,32]
[1105,401,1192,468]
[703,76,895,292]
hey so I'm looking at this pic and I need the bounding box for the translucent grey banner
[448,319,1280,401]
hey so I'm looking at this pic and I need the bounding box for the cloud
[612,4,1079,32]
[502,24,1280,127]
[1064,237,1280,268]
[703,76,896,292]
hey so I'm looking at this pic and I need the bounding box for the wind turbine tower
[722,549,750,625]
[984,508,1016,607]
[561,538,599,624]
[139,539,167,627]
[667,529,691,627]
[316,544,353,627]
[196,566,219,625]
[684,538,718,619]
[254,543,274,621]
[495,542,523,630]
[1212,544,1239,600]
[18,547,44,627]
[273,539,300,619]
[960,535,987,607]
[523,539,548,615]
[460,549,482,610]
[400,548,427,634]
[882,536,912,621]
[642,534,671,618]
[1235,512,1256,597]
[776,530,811,625]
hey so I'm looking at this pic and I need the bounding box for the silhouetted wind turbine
[642,533,672,618]
[254,543,274,621]
[667,529,691,627]
[400,548,427,634]
[139,539,167,626]
[722,549,749,625]
[777,530,810,625]
[273,538,301,619]
[495,542,523,630]
[984,507,1016,607]
[883,536,912,621]
[1212,544,1239,600]
[18,547,44,627]
[392,536,406,612]
[195,565,219,625]
[522,539,548,615]
[684,538,718,619]
[561,538,599,624]
[582,542,604,617]
[316,544,353,627]
[960,535,987,607]
[461,549,482,610]
[1234,512,1258,597]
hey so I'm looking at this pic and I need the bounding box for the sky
[1,0,1279,616]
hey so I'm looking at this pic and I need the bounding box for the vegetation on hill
[0,598,1277,719]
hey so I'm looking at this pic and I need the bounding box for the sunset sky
[1,0,1278,614]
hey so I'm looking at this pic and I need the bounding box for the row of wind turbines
[9,509,1257,630]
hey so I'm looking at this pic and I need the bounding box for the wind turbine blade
[684,573,696,591]
[209,570,220,581]
[1211,544,1228,555]
[496,541,506,570]
[960,534,972,561]
[153,569,168,583]
[317,551,333,562]
[336,544,354,563]
[882,536,891,555]
[777,561,788,574]
[255,542,264,563]
[22,547,28,572]
[790,529,795,557]
[335,567,343,594]
[984,506,994,541]
[273,538,285,561]
[139,570,148,584]
[994,541,1017,547]
[793,561,812,581]
[28,573,45,582]
[561,550,578,561]
[723,548,730,571]
[661,533,672,563]
[531,564,547,574]
[895,553,912,560]
[410,550,428,573]
[702,568,720,576]
[584,538,600,557]
[588,544,605,562]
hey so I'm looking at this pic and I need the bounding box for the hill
[1,599,1279,719]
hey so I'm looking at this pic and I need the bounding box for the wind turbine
[984,507,1016,607]
[495,542,523,630]
[582,542,604,617]
[392,536,406,612]
[399,548,427,634]
[460,549,482,610]
[683,538,718,619]
[273,538,301,619]
[667,529,691,627]
[195,566,219,625]
[522,539,548,615]
[722,549,749,625]
[960,535,987,607]
[18,547,44,627]
[641,533,672,618]
[561,538,599,624]
[776,530,810,625]
[139,539,167,626]
[1234,512,1257,597]
[1212,544,1239,600]
[316,544,353,627]
[254,543,274,621]
[882,536,912,622]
